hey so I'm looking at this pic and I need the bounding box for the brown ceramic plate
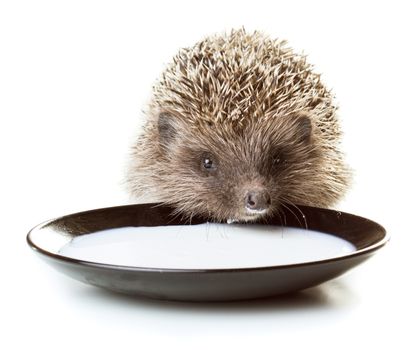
[27,203,388,302]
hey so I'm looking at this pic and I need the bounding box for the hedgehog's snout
[245,189,271,213]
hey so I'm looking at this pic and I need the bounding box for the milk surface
[58,223,356,269]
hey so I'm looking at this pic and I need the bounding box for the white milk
[58,223,356,269]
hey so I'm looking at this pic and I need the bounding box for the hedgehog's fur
[127,29,351,222]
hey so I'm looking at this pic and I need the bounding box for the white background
[1,0,410,349]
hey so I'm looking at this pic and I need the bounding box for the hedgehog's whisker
[281,198,308,229]
[279,201,304,229]
[274,207,286,238]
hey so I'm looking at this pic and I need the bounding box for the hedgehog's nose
[245,190,271,212]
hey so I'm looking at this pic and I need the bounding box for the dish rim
[26,204,390,273]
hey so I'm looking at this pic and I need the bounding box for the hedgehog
[126,29,351,223]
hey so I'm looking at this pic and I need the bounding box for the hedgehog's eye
[201,153,217,172]
[273,157,288,166]
[203,158,213,169]
[270,149,288,167]
[271,151,283,165]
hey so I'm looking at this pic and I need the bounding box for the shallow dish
[27,204,388,301]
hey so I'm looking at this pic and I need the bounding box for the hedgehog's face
[156,112,317,222]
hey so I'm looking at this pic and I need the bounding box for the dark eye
[201,153,217,172]
[203,157,213,169]
[270,149,288,166]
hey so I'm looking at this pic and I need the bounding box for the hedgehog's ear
[157,112,179,146]
[293,112,312,144]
